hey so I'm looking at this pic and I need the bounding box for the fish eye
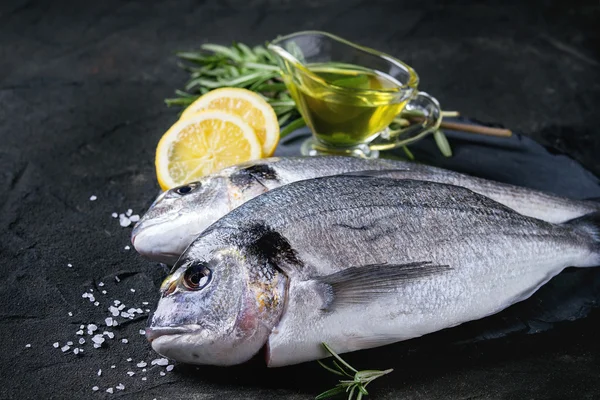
[182,262,212,291]
[174,182,200,195]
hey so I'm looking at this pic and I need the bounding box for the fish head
[131,176,231,264]
[146,242,287,366]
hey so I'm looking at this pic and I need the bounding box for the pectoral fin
[315,261,452,311]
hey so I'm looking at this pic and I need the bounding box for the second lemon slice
[155,110,262,190]
[180,88,280,157]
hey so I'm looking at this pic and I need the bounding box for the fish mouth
[145,326,195,343]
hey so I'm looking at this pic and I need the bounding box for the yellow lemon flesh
[155,110,262,190]
[180,88,279,157]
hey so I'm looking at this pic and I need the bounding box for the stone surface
[1,0,599,399]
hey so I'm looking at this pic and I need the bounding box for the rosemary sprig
[166,41,507,157]
[316,343,393,400]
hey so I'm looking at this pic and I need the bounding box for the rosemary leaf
[280,117,307,138]
[433,130,452,157]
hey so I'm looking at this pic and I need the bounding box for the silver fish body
[132,156,600,264]
[146,176,600,367]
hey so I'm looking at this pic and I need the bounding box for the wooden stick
[407,117,512,138]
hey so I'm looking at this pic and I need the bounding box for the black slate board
[275,121,600,345]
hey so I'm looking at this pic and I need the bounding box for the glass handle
[369,92,442,151]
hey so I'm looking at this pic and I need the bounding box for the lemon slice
[180,88,279,157]
[155,110,262,190]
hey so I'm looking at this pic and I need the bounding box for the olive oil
[285,63,407,147]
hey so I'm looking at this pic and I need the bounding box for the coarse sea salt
[116,383,125,391]
[73,348,80,355]
[127,371,135,376]
[105,317,113,326]
[102,290,107,295]
[111,365,116,369]
[126,209,133,216]
[98,282,104,287]
[53,342,59,348]
[124,246,130,250]
[111,212,118,218]
[119,214,131,227]
[92,386,99,391]
[25,344,31,348]
[90,195,97,201]
[68,312,73,316]
[76,330,84,335]
[136,361,147,368]
[126,358,132,362]
[61,345,70,352]
[142,302,149,306]
[130,288,135,293]
[97,369,102,376]
[92,335,105,345]
[67,341,73,346]
[106,388,113,394]
[151,358,169,366]
[121,339,128,344]
[141,377,147,381]
[160,372,166,377]
[166,365,174,372]
[129,215,140,222]
[79,338,85,345]
[139,329,146,335]
[115,276,121,282]
[67,263,72,268]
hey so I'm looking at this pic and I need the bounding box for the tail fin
[565,212,600,265]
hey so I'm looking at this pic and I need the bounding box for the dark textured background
[1,0,600,399]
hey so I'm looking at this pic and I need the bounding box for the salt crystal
[61,345,70,352]
[102,290,107,295]
[136,308,143,313]
[25,344,31,348]
[126,358,132,362]
[67,341,73,346]
[111,212,118,218]
[121,339,128,344]
[88,324,98,332]
[68,312,73,316]
[142,368,146,372]
[130,288,135,293]
[105,317,113,327]
[89,195,97,201]
[117,304,125,310]
[98,282,104,287]
[67,263,72,268]
[105,332,115,339]
[93,344,101,348]
[111,365,116,369]
[126,209,133,216]
[53,342,59,348]
[92,335,105,345]
[136,361,147,368]
[112,320,119,326]
[151,358,169,366]
[76,330,84,335]
[160,372,166,376]
[82,293,89,298]
[89,288,94,292]
[142,302,149,306]
[129,215,140,222]
[139,329,146,335]
[166,365,174,372]
[94,301,99,306]
[92,386,99,391]
[127,308,136,314]
[73,348,79,355]
[97,369,102,376]
[114,300,121,305]
[120,312,130,318]
[116,383,125,391]
[79,338,85,345]
[119,214,131,227]
[109,306,119,317]
[106,388,113,394]
[145,309,150,313]
[79,348,84,353]
[80,325,85,329]
[127,371,135,376]
[141,377,147,381]
[124,246,130,250]
[115,276,121,282]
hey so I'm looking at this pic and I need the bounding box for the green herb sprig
[316,343,393,400]
[166,41,459,157]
